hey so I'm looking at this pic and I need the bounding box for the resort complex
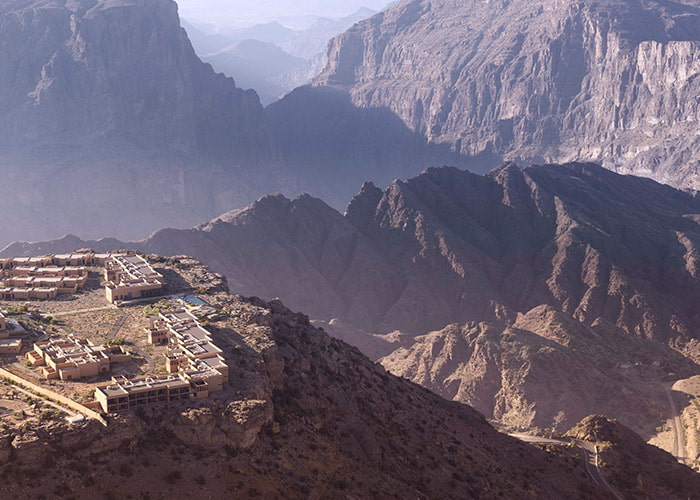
[95,309,229,413]
[0,252,228,420]
[0,253,164,304]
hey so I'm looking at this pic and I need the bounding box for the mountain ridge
[3,162,698,438]
[301,0,700,190]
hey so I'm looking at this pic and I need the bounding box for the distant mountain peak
[345,181,383,230]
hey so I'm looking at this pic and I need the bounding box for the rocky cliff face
[0,0,270,160]
[266,85,473,208]
[0,0,281,246]
[311,0,700,191]
[380,305,696,433]
[139,162,700,435]
[137,162,700,348]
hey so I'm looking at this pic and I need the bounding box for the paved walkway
[107,311,128,340]
[51,305,118,318]
[0,367,106,426]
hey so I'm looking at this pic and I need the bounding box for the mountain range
[183,8,381,104]
[0,0,460,246]
[1,0,699,491]
[0,0,280,245]
[4,0,699,246]
[5,162,699,444]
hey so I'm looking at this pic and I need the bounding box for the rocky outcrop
[136,162,700,348]
[0,279,609,499]
[380,305,696,433]
[567,416,700,499]
[140,162,700,437]
[308,0,700,191]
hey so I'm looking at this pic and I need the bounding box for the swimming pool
[183,295,207,307]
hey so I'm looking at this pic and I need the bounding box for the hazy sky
[176,0,394,28]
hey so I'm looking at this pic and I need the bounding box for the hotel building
[95,375,192,413]
[96,309,229,413]
[104,254,164,303]
[26,336,129,381]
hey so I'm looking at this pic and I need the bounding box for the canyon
[5,162,699,451]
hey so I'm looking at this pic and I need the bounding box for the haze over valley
[0,0,698,497]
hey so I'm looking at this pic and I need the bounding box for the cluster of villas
[0,253,164,304]
[0,312,22,354]
[0,256,90,300]
[0,252,226,416]
[26,336,130,381]
[95,309,228,413]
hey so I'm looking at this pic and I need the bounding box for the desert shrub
[164,470,181,484]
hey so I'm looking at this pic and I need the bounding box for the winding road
[509,432,623,499]
[660,383,686,463]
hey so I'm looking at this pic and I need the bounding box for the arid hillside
[4,162,699,459]
[0,257,611,499]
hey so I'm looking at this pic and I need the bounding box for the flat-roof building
[1,275,86,294]
[104,255,164,303]
[0,338,22,354]
[0,287,58,300]
[52,254,92,267]
[95,376,191,413]
[0,252,163,302]
[0,256,91,300]
[27,336,129,381]
[11,266,88,278]
[122,308,231,412]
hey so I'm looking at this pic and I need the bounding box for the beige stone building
[11,265,88,279]
[0,312,22,354]
[104,255,164,303]
[163,311,228,399]
[97,308,232,412]
[0,252,163,302]
[0,256,91,300]
[27,336,129,381]
[0,287,58,300]
[1,276,85,293]
[95,375,192,413]
[0,338,22,354]
[52,254,92,267]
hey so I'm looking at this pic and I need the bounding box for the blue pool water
[183,295,207,307]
